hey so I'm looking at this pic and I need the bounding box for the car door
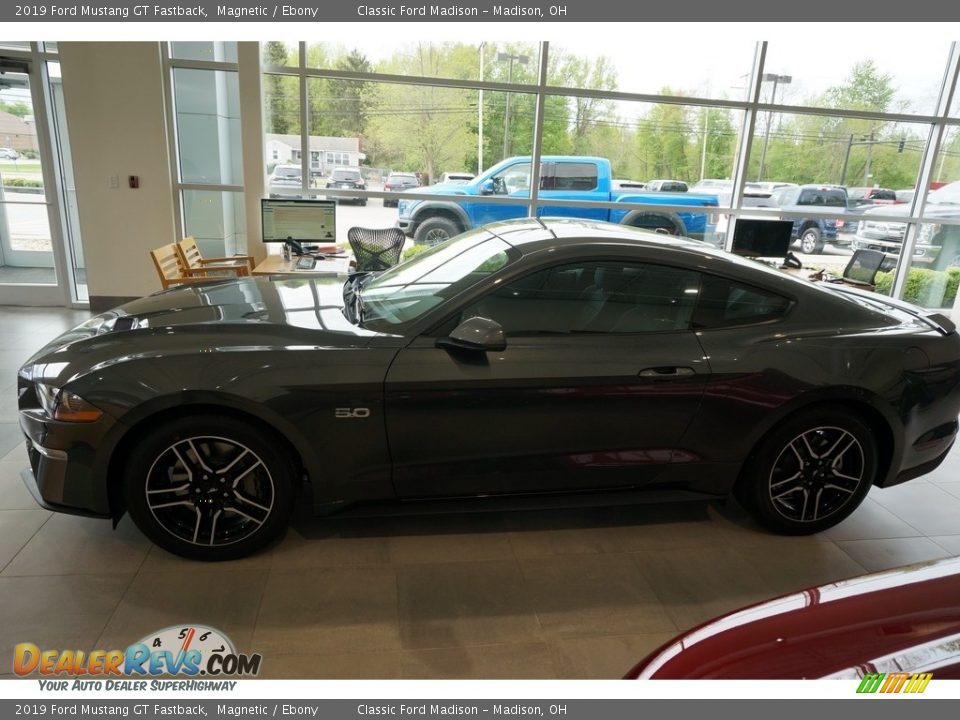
[467,160,532,227]
[535,161,608,221]
[384,260,709,498]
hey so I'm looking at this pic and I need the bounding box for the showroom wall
[58,42,178,307]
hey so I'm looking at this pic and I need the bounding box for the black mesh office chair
[347,226,406,272]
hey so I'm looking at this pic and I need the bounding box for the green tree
[0,100,30,119]
[633,92,694,181]
[263,41,299,136]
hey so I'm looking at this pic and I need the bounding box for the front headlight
[35,383,104,422]
[918,223,941,246]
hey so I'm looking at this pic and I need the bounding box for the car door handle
[638,366,696,378]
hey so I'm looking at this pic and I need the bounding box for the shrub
[1,177,43,188]
[874,267,960,307]
[401,244,430,263]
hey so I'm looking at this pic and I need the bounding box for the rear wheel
[736,406,876,534]
[123,414,296,561]
[800,226,824,254]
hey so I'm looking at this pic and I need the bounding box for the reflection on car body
[17,218,960,560]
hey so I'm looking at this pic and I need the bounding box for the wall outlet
[109,175,119,189]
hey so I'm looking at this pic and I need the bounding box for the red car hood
[627,556,960,679]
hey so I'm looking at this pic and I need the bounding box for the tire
[360,199,368,207]
[800,226,824,254]
[623,211,686,237]
[384,200,397,208]
[414,216,461,246]
[123,414,297,561]
[735,405,876,535]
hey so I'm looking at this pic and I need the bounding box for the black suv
[325,167,367,206]
[383,172,419,208]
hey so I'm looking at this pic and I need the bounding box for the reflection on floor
[1,306,959,679]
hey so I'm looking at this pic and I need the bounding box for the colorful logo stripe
[856,672,932,694]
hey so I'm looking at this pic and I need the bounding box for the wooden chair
[176,236,253,277]
[150,243,224,289]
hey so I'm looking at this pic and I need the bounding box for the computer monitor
[731,219,794,259]
[261,198,336,245]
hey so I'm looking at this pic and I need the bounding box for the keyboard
[295,257,316,271]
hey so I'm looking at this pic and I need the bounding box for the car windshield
[274,167,299,178]
[928,181,960,205]
[332,169,361,181]
[357,229,516,332]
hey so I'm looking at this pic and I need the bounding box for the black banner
[3,0,959,22]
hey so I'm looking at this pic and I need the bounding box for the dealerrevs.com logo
[856,672,933,694]
[13,625,262,690]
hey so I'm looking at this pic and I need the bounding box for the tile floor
[1,305,959,679]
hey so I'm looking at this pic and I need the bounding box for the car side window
[491,163,531,195]
[692,275,791,330]
[460,261,700,336]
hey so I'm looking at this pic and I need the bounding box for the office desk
[252,255,352,277]
[782,266,875,291]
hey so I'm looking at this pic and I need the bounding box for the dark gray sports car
[17,218,960,560]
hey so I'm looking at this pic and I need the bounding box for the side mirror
[479,179,495,196]
[437,316,506,352]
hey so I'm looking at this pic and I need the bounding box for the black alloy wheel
[737,406,876,534]
[124,414,295,560]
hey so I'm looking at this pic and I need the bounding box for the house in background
[265,134,363,177]
[0,110,38,154]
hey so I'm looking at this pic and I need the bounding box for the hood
[410,182,471,197]
[628,556,960,679]
[25,276,380,367]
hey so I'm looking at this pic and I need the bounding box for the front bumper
[18,408,115,518]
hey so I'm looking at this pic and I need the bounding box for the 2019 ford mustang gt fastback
[17,218,960,560]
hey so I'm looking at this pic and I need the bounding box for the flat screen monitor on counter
[261,198,336,244]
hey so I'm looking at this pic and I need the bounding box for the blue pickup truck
[397,156,719,246]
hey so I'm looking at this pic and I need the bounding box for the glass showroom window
[547,38,757,102]
[763,40,951,117]
[305,40,541,86]
[885,127,960,310]
[166,43,245,257]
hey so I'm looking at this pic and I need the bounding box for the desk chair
[150,243,222,290]
[347,226,406,272]
[176,236,253,277]
[841,249,886,287]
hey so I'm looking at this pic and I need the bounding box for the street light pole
[757,73,792,181]
[498,52,528,159]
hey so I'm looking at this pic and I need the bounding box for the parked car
[397,156,719,246]
[690,179,732,194]
[896,188,916,204]
[852,180,960,269]
[17,218,960,560]
[325,167,367,206]
[745,181,796,195]
[0,147,20,160]
[438,171,475,185]
[383,172,419,208]
[645,179,689,193]
[627,556,960,679]
[848,187,898,206]
[267,164,302,197]
[771,184,850,253]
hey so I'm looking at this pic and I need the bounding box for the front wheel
[735,406,876,534]
[414,216,461,246]
[123,414,296,561]
[800,226,824,254]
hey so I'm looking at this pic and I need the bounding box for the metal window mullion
[527,42,549,219]
[28,47,72,305]
[726,42,767,252]
[178,183,245,193]
[160,43,187,244]
[299,42,309,195]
